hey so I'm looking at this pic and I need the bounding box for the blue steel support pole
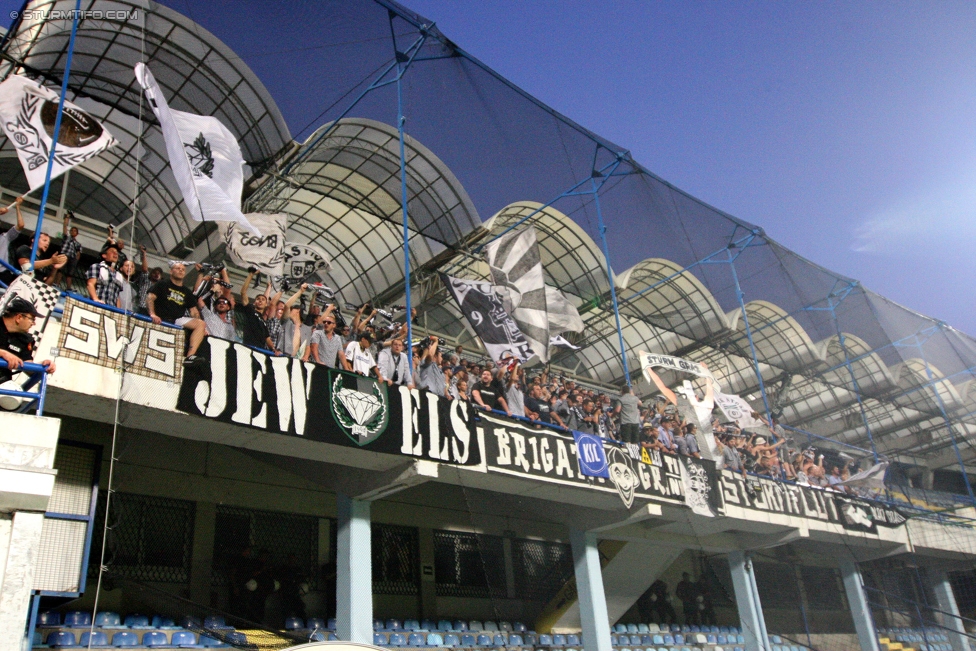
[591,174,630,386]
[727,247,773,419]
[396,55,413,372]
[28,0,82,272]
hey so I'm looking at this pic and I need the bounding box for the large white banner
[639,351,719,386]
[134,63,256,234]
[0,75,117,190]
[714,391,762,429]
[221,213,287,276]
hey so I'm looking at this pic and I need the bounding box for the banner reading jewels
[58,298,185,383]
[717,470,906,533]
[480,413,718,510]
[176,338,480,465]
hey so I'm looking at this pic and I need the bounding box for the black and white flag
[0,274,61,341]
[0,75,118,190]
[221,213,287,276]
[440,273,534,364]
[549,334,581,351]
[485,227,550,361]
[134,63,257,234]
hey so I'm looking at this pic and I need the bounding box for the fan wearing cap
[0,298,55,383]
[345,331,384,381]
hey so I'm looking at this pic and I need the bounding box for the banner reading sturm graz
[176,338,480,465]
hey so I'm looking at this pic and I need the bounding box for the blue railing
[0,359,50,416]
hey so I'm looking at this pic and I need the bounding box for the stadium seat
[636,624,649,634]
[39,611,61,626]
[170,631,200,648]
[717,634,727,644]
[690,625,700,633]
[553,634,566,646]
[143,631,170,647]
[484,622,500,632]
[626,634,639,645]
[737,634,746,644]
[390,633,409,646]
[706,634,717,644]
[674,634,684,644]
[476,634,492,646]
[374,633,389,646]
[613,624,627,633]
[491,634,506,647]
[111,631,139,647]
[626,624,638,634]
[461,634,476,646]
[198,635,224,648]
[285,617,304,630]
[509,634,524,647]
[403,620,420,632]
[438,620,453,632]
[662,635,674,645]
[202,616,226,630]
[524,633,538,646]
[647,624,660,633]
[639,635,652,645]
[468,621,484,632]
[327,618,337,630]
[537,634,552,646]
[153,616,178,629]
[444,634,461,647]
[719,626,729,634]
[453,620,468,632]
[387,619,402,631]
[81,631,110,647]
[226,633,247,646]
[513,623,527,633]
[179,616,202,629]
[375,619,386,631]
[47,631,77,647]
[428,633,445,646]
[125,614,151,628]
[64,612,92,627]
[567,634,580,646]
[771,635,782,644]
[652,635,663,645]
[734,647,744,651]
[499,622,513,632]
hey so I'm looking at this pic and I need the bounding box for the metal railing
[0,359,51,416]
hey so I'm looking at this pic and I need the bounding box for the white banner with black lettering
[221,213,287,276]
[639,351,719,387]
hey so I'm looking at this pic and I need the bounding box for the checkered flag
[0,274,62,339]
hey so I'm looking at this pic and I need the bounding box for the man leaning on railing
[0,297,55,383]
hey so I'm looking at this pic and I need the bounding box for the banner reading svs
[177,339,479,465]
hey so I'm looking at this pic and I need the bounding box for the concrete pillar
[0,512,44,645]
[418,527,437,620]
[728,551,770,651]
[336,494,372,644]
[930,570,972,651]
[839,559,880,651]
[189,502,216,606]
[569,529,612,651]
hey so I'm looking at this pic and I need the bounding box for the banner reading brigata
[479,413,717,509]
[176,338,480,465]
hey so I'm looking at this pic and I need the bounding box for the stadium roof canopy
[1,0,975,476]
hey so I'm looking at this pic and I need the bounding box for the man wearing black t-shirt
[472,368,510,415]
[147,261,207,367]
[524,384,551,423]
[0,297,55,384]
[15,232,66,284]
[236,270,276,351]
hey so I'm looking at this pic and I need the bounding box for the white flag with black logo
[485,227,550,361]
[220,213,287,276]
[134,63,257,234]
[440,273,534,364]
[0,74,118,191]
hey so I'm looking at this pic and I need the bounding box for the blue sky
[5,1,975,333]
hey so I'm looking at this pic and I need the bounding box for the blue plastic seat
[689,625,699,633]
[47,631,77,647]
[717,634,727,644]
[734,647,744,651]
[154,616,177,629]
[80,631,110,648]
[64,611,92,627]
[639,635,652,645]
[538,634,552,646]
[738,634,746,644]
[203,616,226,630]
[662,634,674,645]
[170,631,199,648]
[143,631,170,647]
[375,620,386,631]
[444,634,461,647]
[719,626,729,634]
[386,619,402,631]
[438,620,453,632]
[307,618,326,630]
[198,635,224,648]
[389,633,408,646]
[674,634,684,644]
[406,633,424,646]
[461,634,477,646]
[306,632,326,642]
[94,612,122,628]
[633,635,645,645]
[179,616,202,629]
[771,635,782,644]
[492,634,507,647]
[39,611,61,626]
[613,624,626,634]
[553,634,566,646]
[285,617,304,630]
[111,631,139,647]
[374,633,388,646]
[499,622,513,632]
[651,635,663,645]
[402,620,420,632]
[226,633,247,646]
[428,634,445,646]
[509,634,524,646]
[476,634,492,646]
[327,618,337,630]
[124,614,151,628]
[566,634,580,646]
[626,624,638,634]
[513,623,527,633]
[707,634,717,644]
[610,634,619,645]
[484,622,500,632]
[468,621,483,632]
[523,633,537,646]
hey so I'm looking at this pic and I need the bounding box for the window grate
[512,538,572,602]
[372,524,419,596]
[433,530,505,598]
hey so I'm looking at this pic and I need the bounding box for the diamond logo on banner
[330,371,388,445]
